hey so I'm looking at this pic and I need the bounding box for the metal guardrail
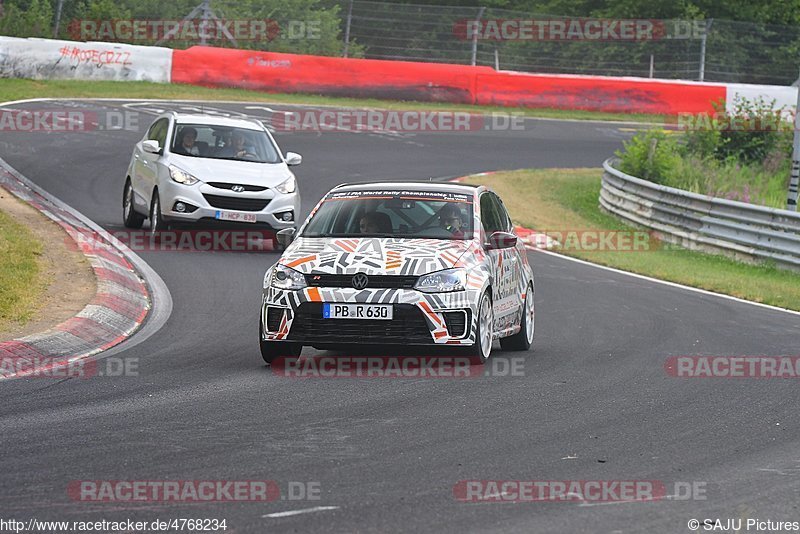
[600,158,800,271]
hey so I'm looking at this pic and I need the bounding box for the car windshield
[302,189,474,240]
[170,123,281,163]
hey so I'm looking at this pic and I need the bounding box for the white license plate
[323,303,393,320]
[215,210,257,223]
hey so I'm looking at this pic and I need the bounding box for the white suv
[123,112,301,238]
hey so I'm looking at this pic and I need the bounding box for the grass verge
[464,168,800,311]
[0,205,45,330]
[0,79,666,124]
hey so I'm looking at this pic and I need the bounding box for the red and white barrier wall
[0,37,795,115]
[171,46,796,115]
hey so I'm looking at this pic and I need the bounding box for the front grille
[443,310,469,338]
[202,194,270,211]
[305,274,418,289]
[207,182,268,192]
[288,303,433,344]
[266,306,285,332]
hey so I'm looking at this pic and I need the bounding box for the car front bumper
[159,180,300,230]
[261,286,480,347]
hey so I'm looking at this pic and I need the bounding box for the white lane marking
[263,506,340,518]
[121,102,165,114]
[245,105,283,113]
[0,98,53,107]
[529,246,800,317]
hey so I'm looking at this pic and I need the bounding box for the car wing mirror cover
[142,140,161,154]
[285,152,302,166]
[276,227,297,247]
[485,231,518,250]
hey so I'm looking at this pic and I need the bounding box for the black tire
[122,179,145,229]
[500,284,535,351]
[149,188,168,239]
[259,323,301,364]
[467,291,493,364]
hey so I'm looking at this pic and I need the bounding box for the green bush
[616,97,793,209]
[683,97,792,164]
[615,129,682,184]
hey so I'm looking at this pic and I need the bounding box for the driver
[176,127,200,156]
[439,203,466,238]
[220,131,254,158]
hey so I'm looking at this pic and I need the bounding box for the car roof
[332,180,483,195]
[172,113,264,130]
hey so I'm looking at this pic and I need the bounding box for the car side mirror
[142,140,161,154]
[485,231,518,250]
[276,227,297,247]
[284,152,302,166]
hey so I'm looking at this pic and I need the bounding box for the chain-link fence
[320,0,800,85]
[6,0,800,85]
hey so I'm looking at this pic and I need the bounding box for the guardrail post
[788,71,800,211]
[470,7,485,66]
[343,0,354,58]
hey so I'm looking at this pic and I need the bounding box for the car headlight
[275,175,296,194]
[270,264,307,290]
[169,165,199,185]
[414,268,467,293]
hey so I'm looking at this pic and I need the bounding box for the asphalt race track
[1,100,799,533]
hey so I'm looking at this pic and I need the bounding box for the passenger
[359,212,393,234]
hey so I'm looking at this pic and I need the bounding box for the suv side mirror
[284,152,302,166]
[276,227,297,248]
[485,231,517,250]
[142,140,161,154]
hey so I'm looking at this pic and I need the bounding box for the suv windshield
[302,189,474,240]
[171,123,281,163]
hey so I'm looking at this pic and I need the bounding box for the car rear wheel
[122,179,145,229]
[467,291,493,364]
[259,323,302,364]
[500,285,535,351]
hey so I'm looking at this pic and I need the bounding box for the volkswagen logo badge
[231,185,245,192]
[351,273,369,290]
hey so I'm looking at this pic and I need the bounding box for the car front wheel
[259,323,302,364]
[122,179,145,229]
[149,189,168,239]
[467,291,493,364]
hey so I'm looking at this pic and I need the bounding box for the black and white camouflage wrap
[261,184,533,347]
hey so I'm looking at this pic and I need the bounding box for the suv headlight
[414,268,467,293]
[169,165,199,185]
[275,175,296,194]
[270,264,306,290]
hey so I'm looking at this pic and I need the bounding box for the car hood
[279,237,474,276]
[169,155,291,187]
